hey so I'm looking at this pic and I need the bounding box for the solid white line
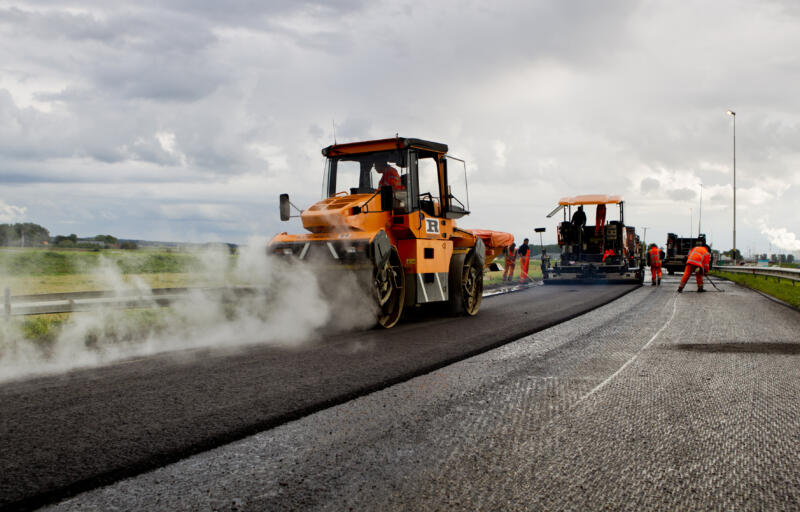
[579,295,679,402]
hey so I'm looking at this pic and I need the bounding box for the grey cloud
[667,188,698,202]
[640,177,660,194]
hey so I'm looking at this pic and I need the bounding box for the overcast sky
[1,0,799,255]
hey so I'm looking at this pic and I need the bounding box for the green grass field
[0,248,232,294]
[484,258,544,285]
[0,248,210,276]
[712,270,800,309]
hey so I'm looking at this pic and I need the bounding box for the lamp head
[727,110,736,116]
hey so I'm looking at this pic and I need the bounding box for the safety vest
[505,247,517,264]
[648,246,661,266]
[378,167,404,190]
[687,245,710,271]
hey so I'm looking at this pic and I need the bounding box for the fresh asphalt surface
[47,274,800,511]
[0,282,636,510]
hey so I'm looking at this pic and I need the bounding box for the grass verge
[712,270,800,309]
[484,259,543,286]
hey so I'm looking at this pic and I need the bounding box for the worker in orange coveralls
[602,249,615,262]
[518,238,531,283]
[503,242,517,282]
[595,204,606,236]
[677,243,711,293]
[647,243,662,286]
[374,158,404,191]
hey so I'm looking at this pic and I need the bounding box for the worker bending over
[678,244,711,293]
[518,238,531,283]
[647,243,662,286]
[503,242,517,282]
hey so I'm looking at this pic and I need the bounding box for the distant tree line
[0,223,138,250]
[0,223,50,246]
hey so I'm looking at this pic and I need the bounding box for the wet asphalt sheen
[0,283,636,510]
[46,276,800,511]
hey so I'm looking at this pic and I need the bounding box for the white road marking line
[579,295,679,402]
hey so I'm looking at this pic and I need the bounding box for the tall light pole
[698,183,703,235]
[727,110,736,262]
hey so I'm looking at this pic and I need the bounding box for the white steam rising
[760,223,800,252]
[0,238,377,383]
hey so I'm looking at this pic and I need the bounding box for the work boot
[651,281,656,286]
[658,278,662,286]
[697,287,706,293]
[677,286,683,293]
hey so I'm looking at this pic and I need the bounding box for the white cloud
[0,200,26,222]
[760,224,800,251]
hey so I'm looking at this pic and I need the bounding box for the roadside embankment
[712,270,800,309]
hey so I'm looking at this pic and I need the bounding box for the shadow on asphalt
[667,342,800,355]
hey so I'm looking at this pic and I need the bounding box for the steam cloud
[0,238,377,383]
[760,224,800,252]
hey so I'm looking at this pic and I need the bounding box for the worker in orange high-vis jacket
[503,242,517,282]
[518,238,531,283]
[678,243,711,293]
[647,243,662,286]
[374,158,404,191]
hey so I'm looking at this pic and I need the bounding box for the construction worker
[602,249,615,262]
[503,242,517,281]
[647,243,662,286]
[374,158,403,191]
[571,206,586,229]
[677,243,711,293]
[571,206,587,256]
[518,238,531,283]
[594,204,606,236]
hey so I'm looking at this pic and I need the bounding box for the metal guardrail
[714,265,800,283]
[2,286,263,317]
[3,280,524,317]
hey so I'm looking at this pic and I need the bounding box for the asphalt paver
[48,276,800,511]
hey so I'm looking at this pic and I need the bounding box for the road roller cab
[542,194,644,284]
[269,137,512,328]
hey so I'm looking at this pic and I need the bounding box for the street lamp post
[698,183,703,235]
[727,110,736,262]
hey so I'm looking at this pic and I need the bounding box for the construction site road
[0,283,636,511]
[47,275,800,511]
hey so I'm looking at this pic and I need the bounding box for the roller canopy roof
[322,137,448,156]
[557,194,623,206]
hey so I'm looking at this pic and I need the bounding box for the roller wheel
[448,251,483,316]
[375,250,405,328]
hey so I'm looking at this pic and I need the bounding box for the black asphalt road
[0,284,635,510]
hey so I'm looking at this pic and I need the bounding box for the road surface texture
[48,275,800,511]
[0,284,636,510]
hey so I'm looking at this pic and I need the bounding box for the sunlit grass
[0,272,235,295]
[484,258,543,285]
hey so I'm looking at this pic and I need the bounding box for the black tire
[375,250,405,328]
[448,249,483,316]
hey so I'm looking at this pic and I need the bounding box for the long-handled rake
[705,274,725,292]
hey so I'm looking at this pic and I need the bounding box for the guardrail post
[4,288,10,318]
